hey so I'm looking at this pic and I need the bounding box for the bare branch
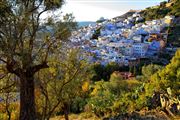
[29,8,49,57]
[0,74,16,92]
[0,74,7,80]
[0,82,16,92]
[0,58,7,64]
[29,0,43,13]
[44,41,54,62]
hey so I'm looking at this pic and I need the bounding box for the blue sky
[61,0,167,21]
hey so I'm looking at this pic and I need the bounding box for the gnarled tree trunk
[19,73,36,120]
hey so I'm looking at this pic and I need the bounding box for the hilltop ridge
[113,10,139,20]
[140,0,180,21]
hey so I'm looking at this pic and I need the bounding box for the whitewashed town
[70,12,175,65]
[0,0,180,120]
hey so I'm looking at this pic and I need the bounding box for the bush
[70,97,87,113]
[87,77,143,117]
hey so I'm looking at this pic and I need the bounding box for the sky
[61,0,167,21]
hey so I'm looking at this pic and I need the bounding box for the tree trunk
[5,94,11,120]
[6,106,11,120]
[64,103,69,120]
[19,74,36,120]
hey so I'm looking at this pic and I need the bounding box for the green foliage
[35,48,92,119]
[91,63,129,81]
[86,50,179,117]
[0,1,78,119]
[169,0,180,16]
[55,13,77,41]
[0,0,76,75]
[87,78,142,117]
[140,0,180,21]
[109,72,123,82]
[145,49,180,97]
[44,0,64,9]
[36,49,180,119]
[167,25,180,47]
[70,96,87,114]
[88,81,116,117]
[160,1,167,7]
[142,64,163,79]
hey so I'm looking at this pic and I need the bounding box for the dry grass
[50,112,100,120]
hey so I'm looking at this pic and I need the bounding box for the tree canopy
[0,0,77,119]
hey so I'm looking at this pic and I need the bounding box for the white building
[124,46,133,56]
[132,43,149,57]
[132,35,143,43]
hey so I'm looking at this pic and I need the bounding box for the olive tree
[0,0,76,119]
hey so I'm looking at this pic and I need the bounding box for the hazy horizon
[62,0,167,21]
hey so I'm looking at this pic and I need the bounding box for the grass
[50,112,100,120]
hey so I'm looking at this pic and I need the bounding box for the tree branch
[45,64,81,117]
[0,58,7,63]
[29,0,43,13]
[0,82,16,92]
[58,66,80,96]
[31,62,49,74]
[6,59,22,76]
[0,74,7,80]
[29,8,49,58]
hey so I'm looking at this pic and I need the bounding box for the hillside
[140,0,180,21]
[139,0,180,47]
[167,24,180,47]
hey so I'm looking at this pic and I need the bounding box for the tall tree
[0,0,76,119]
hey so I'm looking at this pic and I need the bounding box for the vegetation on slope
[0,0,180,120]
[167,24,180,47]
[140,0,180,21]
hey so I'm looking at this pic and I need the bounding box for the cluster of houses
[70,13,175,65]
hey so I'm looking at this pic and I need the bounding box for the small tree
[36,48,91,120]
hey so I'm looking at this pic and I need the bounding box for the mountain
[113,10,139,20]
[78,21,96,27]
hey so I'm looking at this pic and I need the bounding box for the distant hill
[140,0,180,21]
[114,10,138,20]
[113,0,179,22]
[78,21,96,27]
